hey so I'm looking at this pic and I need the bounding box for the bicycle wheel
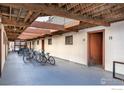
[23,55,30,63]
[48,56,55,65]
[40,55,47,63]
[36,54,41,63]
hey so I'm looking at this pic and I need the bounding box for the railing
[113,61,124,81]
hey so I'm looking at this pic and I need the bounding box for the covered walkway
[0,52,123,85]
[0,3,124,85]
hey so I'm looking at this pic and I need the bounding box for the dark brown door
[89,32,103,66]
[42,40,45,51]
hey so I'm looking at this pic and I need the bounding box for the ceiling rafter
[28,12,41,23]
[24,10,33,23]
[1,12,25,19]
[2,17,28,27]
[21,32,42,36]
[58,4,66,8]
[67,4,79,11]
[92,4,124,17]
[1,3,124,40]
[81,3,106,15]
[17,8,22,21]
[9,5,12,20]
[0,3,110,26]
[30,21,65,30]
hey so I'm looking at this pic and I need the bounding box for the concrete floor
[0,52,124,85]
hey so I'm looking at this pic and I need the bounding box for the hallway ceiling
[0,3,124,40]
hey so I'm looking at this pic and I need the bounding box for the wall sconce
[109,36,113,40]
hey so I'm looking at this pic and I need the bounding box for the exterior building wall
[9,41,14,51]
[0,23,8,71]
[27,16,124,75]
[44,17,124,75]
[26,41,30,49]
[27,39,42,51]
[33,39,42,51]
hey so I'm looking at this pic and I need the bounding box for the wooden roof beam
[41,4,110,26]
[24,11,33,23]
[9,5,12,20]
[18,35,39,39]
[22,32,43,36]
[58,4,66,8]
[30,21,65,30]
[0,12,24,19]
[0,4,110,26]
[64,20,80,28]
[80,4,106,15]
[6,32,21,35]
[21,32,42,36]
[67,4,79,11]
[2,18,28,27]
[28,12,41,23]
[17,8,22,21]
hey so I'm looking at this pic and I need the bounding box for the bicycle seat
[46,53,50,55]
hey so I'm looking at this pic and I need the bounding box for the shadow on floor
[0,52,124,85]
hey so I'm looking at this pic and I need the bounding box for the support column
[0,29,1,77]
[0,16,2,77]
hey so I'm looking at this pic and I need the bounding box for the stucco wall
[33,39,42,51]
[44,20,124,75]
[0,23,8,71]
[27,16,124,75]
[9,41,14,51]
[27,39,42,51]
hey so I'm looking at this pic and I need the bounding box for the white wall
[0,23,8,71]
[45,32,87,65]
[27,41,30,49]
[44,20,124,75]
[27,39,42,51]
[33,39,42,51]
[105,22,124,75]
[27,16,124,75]
[9,41,14,51]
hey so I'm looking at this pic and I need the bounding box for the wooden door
[89,32,103,65]
[42,40,45,51]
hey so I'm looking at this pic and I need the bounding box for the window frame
[48,38,52,45]
[37,40,39,45]
[65,35,73,45]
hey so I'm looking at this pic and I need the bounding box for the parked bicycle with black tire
[22,48,55,65]
[23,49,34,63]
[38,50,55,65]
[45,53,55,65]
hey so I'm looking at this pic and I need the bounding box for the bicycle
[38,51,55,65]
[23,49,34,63]
[23,49,55,65]
[46,52,55,65]
[37,50,48,64]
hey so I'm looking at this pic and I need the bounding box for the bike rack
[113,61,124,81]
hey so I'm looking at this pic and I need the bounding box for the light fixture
[109,36,112,40]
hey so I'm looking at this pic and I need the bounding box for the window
[37,40,39,45]
[48,38,52,45]
[65,35,73,45]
